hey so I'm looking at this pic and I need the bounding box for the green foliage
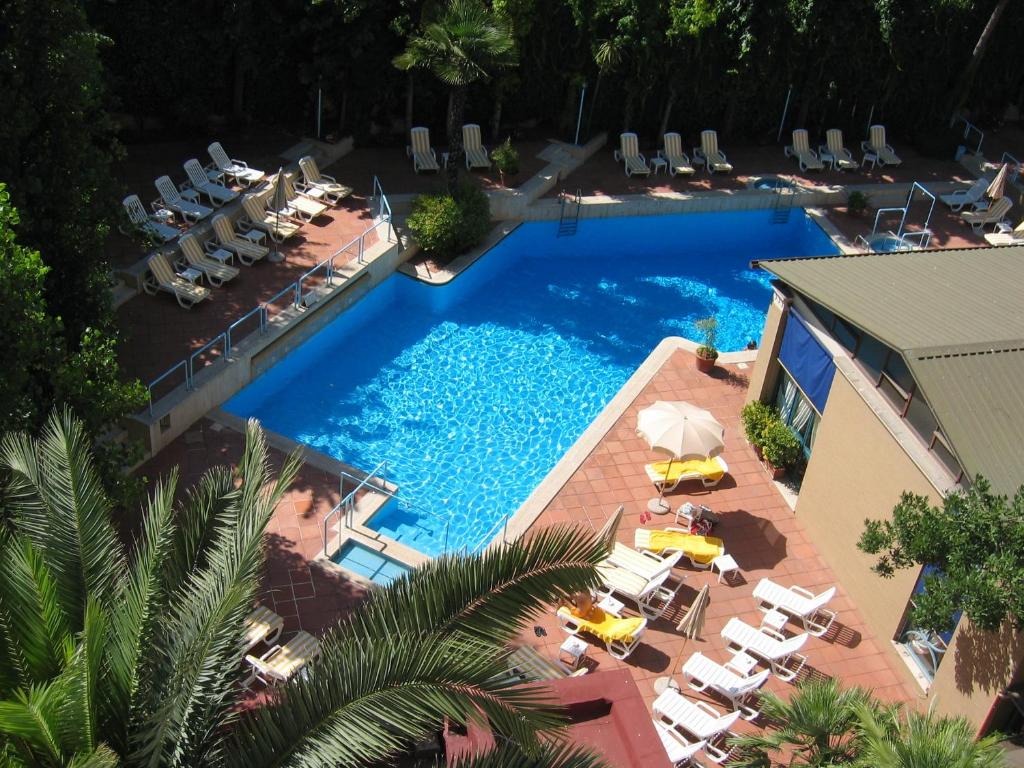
[492,137,520,175]
[760,418,803,470]
[408,183,492,260]
[694,315,718,359]
[847,190,871,214]
[858,478,1024,633]
[0,411,611,767]
[741,400,777,447]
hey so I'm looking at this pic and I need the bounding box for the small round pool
[867,234,911,253]
[749,176,800,191]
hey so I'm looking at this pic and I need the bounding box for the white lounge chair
[183,159,238,208]
[940,178,990,212]
[143,252,210,309]
[962,196,1012,233]
[122,194,178,243]
[653,687,741,765]
[462,123,491,170]
[178,233,240,288]
[244,630,321,687]
[278,175,329,222]
[753,578,837,637]
[556,605,648,660]
[653,720,705,767]
[784,129,824,171]
[208,214,270,266]
[505,645,585,682]
[644,455,729,492]
[862,125,902,167]
[153,175,213,225]
[658,132,696,177]
[241,192,302,243]
[298,156,352,204]
[605,544,684,580]
[634,527,724,570]
[242,606,284,653]
[207,141,265,187]
[820,129,858,171]
[619,132,650,177]
[408,127,440,173]
[721,617,808,682]
[597,557,683,620]
[696,130,733,174]
[984,220,1024,245]
[682,651,772,720]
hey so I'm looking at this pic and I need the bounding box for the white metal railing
[472,513,511,554]
[323,460,390,554]
[871,206,906,236]
[144,179,395,415]
[951,115,984,155]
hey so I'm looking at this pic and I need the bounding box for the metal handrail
[324,460,390,554]
[472,513,511,554]
[951,115,984,155]
[147,360,189,414]
[871,206,906,236]
[1000,152,1021,185]
[187,333,228,385]
[226,305,267,354]
[372,175,393,243]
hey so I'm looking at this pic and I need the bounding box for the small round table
[558,636,588,671]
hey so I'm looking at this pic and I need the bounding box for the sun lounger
[208,214,270,266]
[962,196,1012,233]
[820,129,858,171]
[984,220,1024,245]
[634,528,724,569]
[940,178,990,212]
[207,141,265,187]
[183,158,238,208]
[462,123,491,170]
[605,545,684,580]
[278,174,329,222]
[645,455,728,492]
[298,156,352,204]
[408,127,440,173]
[122,194,178,243]
[721,617,808,682]
[556,605,647,660]
[244,630,321,687]
[658,132,696,177]
[862,125,902,167]
[619,132,650,177]
[597,557,683,620]
[696,130,733,174]
[753,578,836,637]
[682,651,771,720]
[241,192,302,244]
[653,687,741,764]
[784,129,824,171]
[143,252,210,309]
[178,233,240,287]
[653,720,705,767]
[505,645,585,682]
[242,605,284,652]
[153,175,213,225]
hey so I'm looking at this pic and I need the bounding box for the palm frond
[446,740,610,768]
[0,408,124,626]
[55,596,107,758]
[223,632,566,768]
[67,744,120,768]
[163,465,236,591]
[0,680,73,765]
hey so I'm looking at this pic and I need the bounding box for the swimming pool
[225,211,838,556]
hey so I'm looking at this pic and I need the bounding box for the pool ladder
[770,186,794,224]
[558,188,582,237]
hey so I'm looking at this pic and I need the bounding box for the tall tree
[393,0,518,184]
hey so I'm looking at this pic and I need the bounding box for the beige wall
[746,291,788,404]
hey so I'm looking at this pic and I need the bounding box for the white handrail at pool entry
[951,115,984,155]
[145,177,395,413]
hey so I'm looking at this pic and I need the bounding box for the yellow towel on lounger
[651,457,725,482]
[647,531,724,564]
[558,607,645,644]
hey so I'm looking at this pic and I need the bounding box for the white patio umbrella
[676,584,710,640]
[267,167,289,263]
[636,401,725,512]
[986,163,1008,201]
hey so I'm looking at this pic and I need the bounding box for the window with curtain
[774,371,819,458]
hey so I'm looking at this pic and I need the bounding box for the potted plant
[740,401,775,459]
[760,419,802,480]
[492,138,520,185]
[694,316,719,373]
[846,190,870,216]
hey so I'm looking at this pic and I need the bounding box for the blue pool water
[226,211,838,556]
[332,537,412,584]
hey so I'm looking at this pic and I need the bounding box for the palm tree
[393,0,518,184]
[727,678,882,766]
[854,701,1007,768]
[0,409,611,767]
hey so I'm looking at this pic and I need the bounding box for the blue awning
[779,310,834,413]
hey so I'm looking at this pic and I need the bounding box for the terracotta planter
[695,353,717,374]
[762,459,786,480]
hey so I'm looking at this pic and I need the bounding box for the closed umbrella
[268,167,289,263]
[636,401,725,512]
[986,163,1008,202]
[676,584,710,639]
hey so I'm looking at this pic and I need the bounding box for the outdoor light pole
[574,81,587,146]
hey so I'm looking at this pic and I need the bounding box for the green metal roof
[754,246,1024,495]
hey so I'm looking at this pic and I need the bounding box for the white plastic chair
[207,141,265,187]
[183,159,238,208]
[653,687,741,764]
[619,132,650,177]
[752,578,837,636]
[408,127,440,173]
[153,175,213,224]
[122,194,178,243]
[682,651,771,720]
[721,617,808,682]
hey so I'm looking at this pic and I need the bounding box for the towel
[559,607,645,644]
[651,457,725,482]
[647,531,724,564]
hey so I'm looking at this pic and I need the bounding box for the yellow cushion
[559,607,645,644]
[651,457,724,482]
[647,531,724,564]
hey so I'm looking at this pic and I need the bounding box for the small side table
[819,150,836,170]
[651,157,668,175]
[711,553,739,584]
[208,247,234,266]
[761,608,788,634]
[441,151,450,168]
[180,188,202,204]
[177,267,204,285]
[558,636,588,671]
[728,650,759,677]
[241,229,267,246]
[861,152,878,170]
[596,594,625,617]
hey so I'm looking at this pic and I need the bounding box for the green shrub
[847,189,870,214]
[492,138,519,176]
[760,418,803,470]
[740,400,776,447]
[407,183,492,260]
